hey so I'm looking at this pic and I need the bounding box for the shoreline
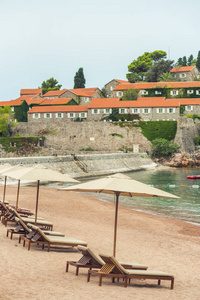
[0,185,200,299]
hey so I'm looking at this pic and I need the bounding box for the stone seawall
[0,153,156,178]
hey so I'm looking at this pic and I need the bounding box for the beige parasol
[6,164,78,223]
[63,173,179,256]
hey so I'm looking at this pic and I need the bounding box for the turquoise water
[117,168,200,225]
[49,167,200,225]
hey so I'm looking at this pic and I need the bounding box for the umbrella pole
[3,176,7,203]
[16,180,20,209]
[113,192,120,257]
[35,180,40,224]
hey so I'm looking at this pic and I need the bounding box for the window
[33,113,40,119]
[180,73,186,78]
[170,90,179,96]
[155,91,162,95]
[119,108,127,114]
[92,109,100,114]
[68,113,75,118]
[157,108,165,114]
[187,90,193,94]
[11,107,14,112]
[116,91,123,97]
[143,108,150,114]
[44,113,52,118]
[79,112,87,118]
[104,108,112,114]
[172,74,176,78]
[132,108,140,113]
[56,113,63,118]
[196,90,200,95]
[84,97,90,102]
[110,86,113,91]
[186,105,193,111]
[167,108,175,113]
[141,90,148,95]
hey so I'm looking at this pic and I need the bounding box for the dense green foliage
[120,88,139,100]
[0,137,39,153]
[74,67,86,88]
[185,114,200,120]
[159,72,175,82]
[39,77,62,94]
[196,51,200,71]
[145,60,174,82]
[126,50,167,82]
[0,107,18,137]
[151,138,180,158]
[139,120,177,141]
[14,100,29,122]
[194,136,200,146]
[102,107,140,122]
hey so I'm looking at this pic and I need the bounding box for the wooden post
[16,180,20,209]
[35,180,40,224]
[3,176,7,203]
[113,192,120,257]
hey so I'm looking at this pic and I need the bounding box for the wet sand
[0,185,199,300]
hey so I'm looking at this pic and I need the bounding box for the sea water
[71,168,200,225]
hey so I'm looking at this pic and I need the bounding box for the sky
[0,0,199,101]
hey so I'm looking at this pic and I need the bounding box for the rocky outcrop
[160,151,200,168]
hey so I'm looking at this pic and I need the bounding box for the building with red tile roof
[170,66,200,81]
[43,89,67,98]
[20,89,42,96]
[104,79,129,98]
[39,98,77,106]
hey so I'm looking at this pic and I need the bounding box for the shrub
[151,138,179,158]
[139,120,177,141]
[194,136,200,145]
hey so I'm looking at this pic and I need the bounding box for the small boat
[187,175,200,179]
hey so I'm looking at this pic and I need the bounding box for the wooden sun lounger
[7,217,65,240]
[0,202,33,221]
[21,224,87,252]
[66,245,148,276]
[87,254,174,290]
[3,208,53,231]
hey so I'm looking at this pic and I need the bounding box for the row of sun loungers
[1,202,174,290]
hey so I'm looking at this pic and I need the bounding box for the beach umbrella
[0,164,25,203]
[63,173,179,256]
[5,164,78,223]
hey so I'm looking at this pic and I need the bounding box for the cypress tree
[182,56,187,66]
[188,54,194,66]
[196,51,200,71]
[74,68,86,89]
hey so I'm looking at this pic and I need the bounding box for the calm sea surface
[71,168,200,226]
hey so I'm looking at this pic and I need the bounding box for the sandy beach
[0,185,199,300]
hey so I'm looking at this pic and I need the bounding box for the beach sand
[0,185,199,300]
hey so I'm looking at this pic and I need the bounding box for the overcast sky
[0,0,199,100]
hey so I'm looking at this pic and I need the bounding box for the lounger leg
[10,232,13,240]
[124,278,128,288]
[66,262,69,272]
[76,266,79,276]
[171,279,174,289]
[28,241,31,250]
[48,244,50,252]
[23,239,26,247]
[6,229,9,237]
[19,236,21,244]
[42,244,44,249]
[87,272,91,282]
[112,277,115,283]
[158,280,161,286]
[99,275,103,286]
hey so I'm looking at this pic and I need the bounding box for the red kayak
[187,175,200,179]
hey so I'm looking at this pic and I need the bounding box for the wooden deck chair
[3,207,53,231]
[66,245,148,276]
[7,217,65,240]
[0,202,33,219]
[87,254,174,290]
[21,224,87,252]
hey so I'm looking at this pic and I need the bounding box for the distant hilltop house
[104,79,129,98]
[43,87,102,105]
[170,66,200,81]
[113,81,200,98]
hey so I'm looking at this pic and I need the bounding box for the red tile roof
[28,105,88,113]
[68,87,98,97]
[20,89,42,95]
[178,98,200,105]
[39,98,73,106]
[114,81,200,91]
[88,98,180,108]
[137,97,166,101]
[170,66,195,73]
[114,79,129,84]
[43,89,67,97]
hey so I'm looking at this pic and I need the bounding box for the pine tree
[196,51,200,71]
[188,54,194,66]
[74,68,86,89]
[182,56,187,66]
[177,57,183,66]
